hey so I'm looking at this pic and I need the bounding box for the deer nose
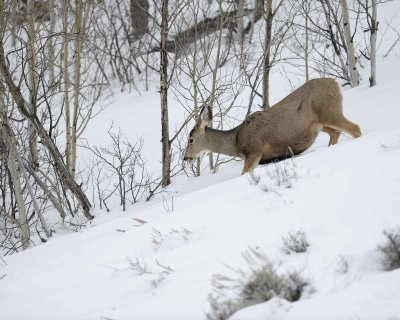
[183,156,192,161]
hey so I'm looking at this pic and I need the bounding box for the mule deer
[183,78,361,174]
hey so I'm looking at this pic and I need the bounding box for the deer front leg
[242,153,262,175]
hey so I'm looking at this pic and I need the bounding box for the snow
[2,10,400,320]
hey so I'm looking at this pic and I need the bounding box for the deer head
[183,106,212,161]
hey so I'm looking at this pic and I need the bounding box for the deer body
[184,78,361,174]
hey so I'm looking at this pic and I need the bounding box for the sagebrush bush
[207,247,308,320]
[281,230,310,254]
[248,160,299,193]
[335,255,349,274]
[377,227,400,271]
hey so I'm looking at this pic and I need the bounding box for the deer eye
[189,138,193,144]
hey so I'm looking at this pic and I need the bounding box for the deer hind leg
[323,114,362,139]
[322,126,341,146]
[242,153,262,175]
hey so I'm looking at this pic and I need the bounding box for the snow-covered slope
[1,42,400,320]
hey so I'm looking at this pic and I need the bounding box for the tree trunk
[71,0,83,178]
[1,1,29,248]
[130,0,149,40]
[11,0,17,46]
[24,163,66,221]
[304,0,309,82]
[63,0,72,173]
[17,155,51,239]
[262,0,272,109]
[320,0,349,81]
[0,113,29,251]
[207,0,226,171]
[160,0,171,187]
[48,0,56,87]
[238,0,245,53]
[190,5,201,177]
[152,9,247,54]
[370,0,377,87]
[0,42,93,220]
[0,25,30,248]
[340,0,359,87]
[8,144,30,250]
[27,0,39,170]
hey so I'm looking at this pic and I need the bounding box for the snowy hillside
[2,0,400,316]
[1,50,400,319]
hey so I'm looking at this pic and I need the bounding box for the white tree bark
[207,0,226,171]
[320,0,349,81]
[0,0,30,250]
[189,3,201,177]
[17,156,51,239]
[24,163,67,221]
[0,45,93,220]
[71,0,84,178]
[340,0,359,87]
[48,0,56,87]
[0,86,29,250]
[63,0,72,172]
[8,146,30,250]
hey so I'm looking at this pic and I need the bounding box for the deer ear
[199,105,212,128]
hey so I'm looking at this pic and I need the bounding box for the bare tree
[60,1,104,177]
[301,0,353,82]
[47,0,56,87]
[0,0,30,250]
[27,0,39,170]
[160,0,171,187]
[71,0,84,177]
[206,0,227,171]
[321,0,349,80]
[0,111,30,250]
[85,128,155,211]
[171,1,246,176]
[340,0,359,87]
[357,0,378,86]
[63,0,72,172]
[0,44,93,220]
[239,0,297,111]
[262,0,283,109]
[304,0,310,81]
[369,0,377,87]
[238,0,245,51]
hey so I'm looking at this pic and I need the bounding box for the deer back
[235,78,342,158]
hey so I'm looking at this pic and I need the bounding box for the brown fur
[184,78,361,174]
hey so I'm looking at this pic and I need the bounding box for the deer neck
[203,127,239,157]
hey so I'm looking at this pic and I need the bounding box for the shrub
[249,160,299,194]
[281,230,310,254]
[377,227,400,271]
[207,247,309,320]
[335,255,349,274]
